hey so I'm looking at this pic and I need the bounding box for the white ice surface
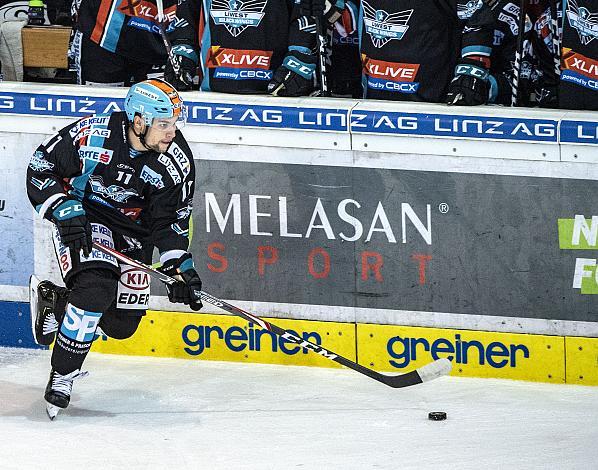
[1,347,597,470]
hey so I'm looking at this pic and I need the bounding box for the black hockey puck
[428,411,447,421]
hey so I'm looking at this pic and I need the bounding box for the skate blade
[46,403,61,420]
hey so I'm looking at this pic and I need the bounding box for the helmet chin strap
[130,119,152,151]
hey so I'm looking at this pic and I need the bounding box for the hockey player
[26,79,203,419]
[164,0,318,96]
[300,0,362,97]
[558,0,598,110]
[69,0,179,85]
[359,0,450,101]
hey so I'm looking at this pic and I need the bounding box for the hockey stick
[548,0,561,79]
[314,16,330,97]
[92,242,451,388]
[511,0,527,106]
[155,0,193,86]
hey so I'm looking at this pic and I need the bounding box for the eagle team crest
[210,0,268,37]
[362,1,413,48]
[567,0,598,46]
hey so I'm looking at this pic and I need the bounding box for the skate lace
[51,369,89,396]
[42,312,58,335]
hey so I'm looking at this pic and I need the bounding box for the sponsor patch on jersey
[81,223,119,265]
[79,146,113,164]
[208,47,273,80]
[210,0,268,37]
[561,49,598,91]
[140,165,165,189]
[53,226,73,277]
[362,56,419,82]
[117,266,151,310]
[207,47,272,69]
[69,116,110,137]
[362,56,420,93]
[158,154,182,184]
[362,1,413,48]
[213,68,274,80]
[167,143,191,178]
[73,128,111,142]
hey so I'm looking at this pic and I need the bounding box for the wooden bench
[21,25,71,69]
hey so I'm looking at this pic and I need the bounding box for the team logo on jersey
[567,0,598,45]
[210,0,268,37]
[362,1,413,48]
[89,175,139,203]
[29,151,54,171]
[457,0,482,20]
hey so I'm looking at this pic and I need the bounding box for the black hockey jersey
[26,112,195,254]
[358,0,493,102]
[169,0,314,93]
[560,0,598,110]
[75,0,178,64]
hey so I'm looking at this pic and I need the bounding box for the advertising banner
[92,310,357,368]
[191,159,598,325]
[0,134,35,286]
[356,323,565,383]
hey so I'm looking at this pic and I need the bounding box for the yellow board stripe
[90,310,597,386]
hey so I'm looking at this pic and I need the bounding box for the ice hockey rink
[0,347,596,470]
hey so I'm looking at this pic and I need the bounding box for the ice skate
[29,275,69,346]
[44,369,89,420]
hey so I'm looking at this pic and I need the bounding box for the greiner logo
[182,322,323,356]
[386,334,529,369]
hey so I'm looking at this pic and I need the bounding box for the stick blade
[417,358,452,383]
[380,358,452,389]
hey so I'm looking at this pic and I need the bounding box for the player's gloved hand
[48,196,93,257]
[446,59,490,106]
[159,252,203,311]
[164,44,197,91]
[268,49,316,97]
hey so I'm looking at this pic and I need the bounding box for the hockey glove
[446,59,490,106]
[48,196,93,257]
[300,0,343,25]
[159,253,203,311]
[268,50,316,97]
[164,44,197,91]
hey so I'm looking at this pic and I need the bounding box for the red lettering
[307,247,330,279]
[361,251,383,282]
[257,246,278,276]
[207,242,228,273]
[411,253,432,285]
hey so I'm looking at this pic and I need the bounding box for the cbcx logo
[559,215,598,294]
